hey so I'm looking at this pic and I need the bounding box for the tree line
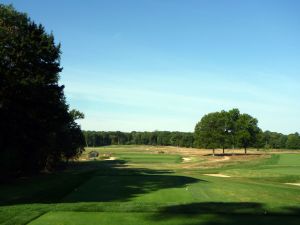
[262,131,300,150]
[83,131,195,148]
[0,5,85,179]
[83,129,300,153]
[84,108,300,154]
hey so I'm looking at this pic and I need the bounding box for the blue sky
[3,0,300,133]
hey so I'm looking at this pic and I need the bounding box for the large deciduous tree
[194,109,260,155]
[236,113,260,154]
[226,108,240,149]
[194,112,226,156]
[0,4,85,178]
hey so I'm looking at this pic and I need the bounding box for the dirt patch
[285,183,300,187]
[203,174,231,178]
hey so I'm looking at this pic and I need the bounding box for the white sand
[182,157,192,162]
[203,174,231,178]
[285,183,300,187]
[105,157,117,160]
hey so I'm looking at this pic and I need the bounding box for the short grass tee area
[1,145,300,225]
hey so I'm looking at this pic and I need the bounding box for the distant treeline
[83,131,195,148]
[262,131,300,150]
[83,130,300,150]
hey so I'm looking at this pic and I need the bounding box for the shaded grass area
[0,159,198,225]
[0,159,198,205]
[63,175,200,202]
[0,170,95,205]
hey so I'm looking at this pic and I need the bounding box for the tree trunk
[222,147,225,155]
[212,148,215,156]
[244,147,247,154]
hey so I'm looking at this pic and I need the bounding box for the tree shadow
[203,153,262,156]
[155,202,266,215]
[282,206,300,215]
[148,202,300,225]
[0,160,202,205]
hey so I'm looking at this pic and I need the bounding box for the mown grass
[1,146,300,225]
[114,153,182,164]
[28,211,300,225]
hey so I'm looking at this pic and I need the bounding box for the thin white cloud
[61,69,300,133]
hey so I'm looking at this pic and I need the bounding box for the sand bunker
[182,157,192,162]
[213,156,230,162]
[285,183,300,187]
[105,157,117,160]
[203,174,231,178]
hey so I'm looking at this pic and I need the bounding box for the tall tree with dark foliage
[0,5,85,178]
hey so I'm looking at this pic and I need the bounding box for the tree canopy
[0,4,84,178]
[236,113,260,154]
[286,133,300,149]
[195,109,260,154]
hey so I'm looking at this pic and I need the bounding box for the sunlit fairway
[1,145,300,225]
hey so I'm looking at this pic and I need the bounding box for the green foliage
[83,131,195,148]
[0,4,84,177]
[83,110,299,151]
[262,131,288,149]
[236,113,260,153]
[259,131,300,150]
[69,109,85,120]
[194,109,300,151]
[194,112,224,150]
[286,133,300,149]
[195,109,260,153]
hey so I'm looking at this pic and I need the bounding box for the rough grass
[1,146,300,225]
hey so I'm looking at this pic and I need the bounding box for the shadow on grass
[0,160,202,205]
[203,153,262,157]
[148,202,300,225]
[282,206,300,215]
[156,202,266,215]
